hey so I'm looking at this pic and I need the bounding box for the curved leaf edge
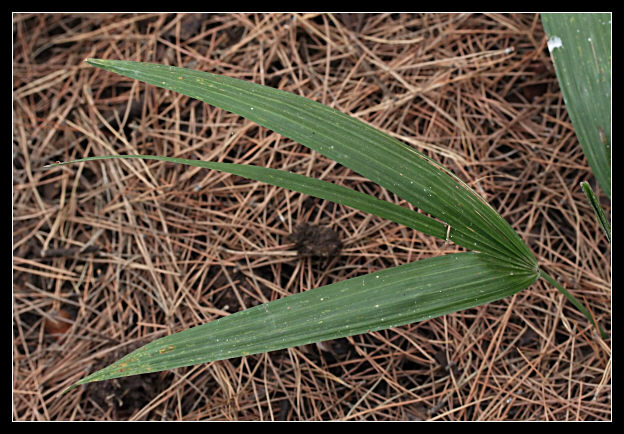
[45,155,533,272]
[62,252,539,393]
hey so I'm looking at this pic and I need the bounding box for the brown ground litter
[13,13,610,420]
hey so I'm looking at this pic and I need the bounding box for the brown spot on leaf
[158,345,176,354]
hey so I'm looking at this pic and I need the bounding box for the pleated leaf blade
[65,252,538,390]
[541,13,611,199]
[48,155,449,242]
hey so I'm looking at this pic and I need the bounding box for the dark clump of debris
[287,223,342,258]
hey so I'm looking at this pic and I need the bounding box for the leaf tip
[60,376,94,395]
[85,58,107,68]
[60,384,78,395]
[43,160,64,169]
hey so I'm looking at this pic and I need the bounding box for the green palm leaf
[48,155,450,243]
[66,252,537,390]
[541,13,611,199]
[52,59,604,391]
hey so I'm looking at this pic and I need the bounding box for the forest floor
[13,13,611,420]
